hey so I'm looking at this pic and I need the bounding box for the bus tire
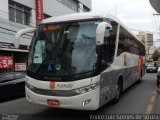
[137,71,142,84]
[112,78,123,104]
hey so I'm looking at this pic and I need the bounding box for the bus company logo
[50,82,56,89]
[57,83,73,89]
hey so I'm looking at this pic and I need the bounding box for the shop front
[0,42,29,73]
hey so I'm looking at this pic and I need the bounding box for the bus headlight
[73,82,100,94]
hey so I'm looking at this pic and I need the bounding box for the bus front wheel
[112,80,122,104]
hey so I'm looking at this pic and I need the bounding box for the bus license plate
[47,99,60,106]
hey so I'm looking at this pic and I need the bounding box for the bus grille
[25,82,79,97]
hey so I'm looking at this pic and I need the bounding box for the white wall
[13,0,35,9]
[0,0,9,20]
[79,0,92,9]
[13,0,79,16]
[43,0,76,16]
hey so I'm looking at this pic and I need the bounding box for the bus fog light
[82,99,91,106]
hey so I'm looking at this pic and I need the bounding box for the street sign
[0,56,13,69]
[36,0,44,26]
[15,63,26,71]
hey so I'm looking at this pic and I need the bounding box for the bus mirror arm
[14,28,36,48]
[101,60,109,70]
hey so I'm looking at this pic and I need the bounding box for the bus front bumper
[25,86,100,110]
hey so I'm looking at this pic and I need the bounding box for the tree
[152,49,160,61]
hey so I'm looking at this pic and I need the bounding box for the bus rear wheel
[137,71,142,84]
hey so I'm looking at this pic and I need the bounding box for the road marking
[146,104,153,114]
[145,86,158,114]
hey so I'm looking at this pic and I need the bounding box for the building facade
[138,32,153,59]
[0,0,91,73]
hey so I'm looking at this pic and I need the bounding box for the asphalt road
[0,73,159,120]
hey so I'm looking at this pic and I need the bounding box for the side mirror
[96,22,112,45]
[104,29,110,37]
[14,28,36,48]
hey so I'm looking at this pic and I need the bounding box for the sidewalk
[153,87,160,114]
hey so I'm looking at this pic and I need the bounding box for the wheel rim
[115,85,120,99]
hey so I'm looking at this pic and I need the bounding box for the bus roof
[42,12,144,45]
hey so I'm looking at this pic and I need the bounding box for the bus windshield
[28,20,101,75]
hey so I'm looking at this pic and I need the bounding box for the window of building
[57,0,78,12]
[57,0,90,12]
[9,1,31,25]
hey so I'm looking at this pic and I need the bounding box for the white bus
[14,13,145,110]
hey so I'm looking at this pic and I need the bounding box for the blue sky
[91,0,160,42]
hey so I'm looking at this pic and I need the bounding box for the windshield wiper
[81,34,94,40]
